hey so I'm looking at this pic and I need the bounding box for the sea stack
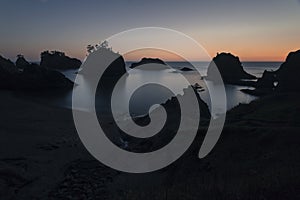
[130,58,168,70]
[207,53,256,83]
[40,50,82,70]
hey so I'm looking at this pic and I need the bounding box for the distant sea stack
[40,50,82,70]
[130,58,168,70]
[207,53,256,83]
[179,67,194,72]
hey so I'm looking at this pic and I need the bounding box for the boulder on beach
[40,50,82,70]
[207,53,256,83]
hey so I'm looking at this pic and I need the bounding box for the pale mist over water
[16,62,281,117]
[53,61,281,117]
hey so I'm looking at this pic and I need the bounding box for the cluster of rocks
[0,53,76,90]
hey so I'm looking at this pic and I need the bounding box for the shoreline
[0,90,299,199]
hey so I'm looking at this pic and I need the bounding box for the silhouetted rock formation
[16,63,73,90]
[16,55,30,69]
[0,55,19,88]
[80,47,127,78]
[180,67,193,71]
[242,49,300,95]
[163,86,211,120]
[130,58,167,69]
[102,51,127,77]
[276,50,300,92]
[0,55,18,74]
[40,50,82,70]
[0,55,73,90]
[207,53,256,84]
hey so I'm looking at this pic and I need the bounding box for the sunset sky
[1,0,300,61]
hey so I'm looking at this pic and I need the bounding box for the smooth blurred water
[57,61,281,117]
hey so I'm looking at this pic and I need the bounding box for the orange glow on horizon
[122,48,287,62]
[32,42,298,63]
[123,49,187,61]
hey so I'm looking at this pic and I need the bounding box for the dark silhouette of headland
[0,53,75,90]
[242,49,300,95]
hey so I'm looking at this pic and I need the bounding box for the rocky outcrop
[40,51,82,70]
[16,55,30,69]
[102,52,127,77]
[275,50,300,92]
[130,58,167,69]
[0,55,19,88]
[0,55,73,90]
[116,86,211,152]
[207,53,256,84]
[0,55,18,74]
[80,47,127,78]
[242,49,300,95]
[16,63,73,90]
[180,67,193,71]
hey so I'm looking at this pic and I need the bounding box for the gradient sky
[0,0,299,61]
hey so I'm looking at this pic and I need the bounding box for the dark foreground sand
[0,91,299,199]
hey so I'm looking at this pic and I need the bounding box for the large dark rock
[275,49,300,92]
[242,49,300,95]
[102,52,127,77]
[207,53,256,83]
[0,55,19,88]
[80,47,127,77]
[130,57,168,69]
[16,55,30,69]
[0,55,73,90]
[40,51,82,70]
[0,55,18,74]
[180,67,194,72]
[16,63,73,90]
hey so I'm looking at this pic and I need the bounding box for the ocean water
[56,61,281,117]
[15,61,280,118]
